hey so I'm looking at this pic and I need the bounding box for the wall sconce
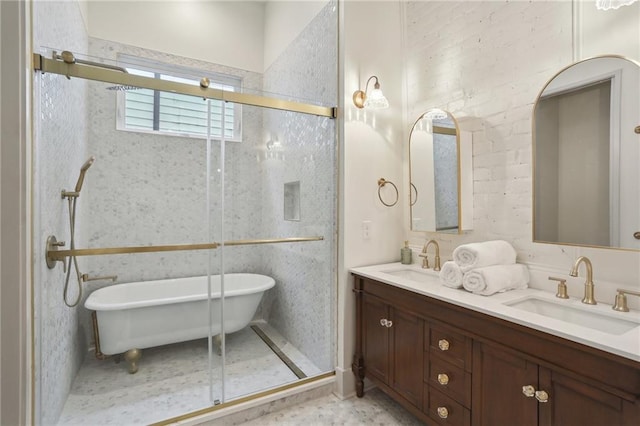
[596,0,637,10]
[352,75,389,109]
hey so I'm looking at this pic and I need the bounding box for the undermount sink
[505,296,640,335]
[381,268,439,283]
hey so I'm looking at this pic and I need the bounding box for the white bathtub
[85,273,275,356]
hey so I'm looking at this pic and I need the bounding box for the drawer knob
[522,385,536,397]
[438,339,450,351]
[437,406,449,419]
[437,373,450,385]
[379,319,393,328]
[535,390,549,403]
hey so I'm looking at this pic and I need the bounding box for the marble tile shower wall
[260,1,337,372]
[32,1,89,424]
[404,1,640,288]
[81,38,265,347]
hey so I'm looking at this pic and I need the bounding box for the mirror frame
[531,54,640,252]
[409,109,463,234]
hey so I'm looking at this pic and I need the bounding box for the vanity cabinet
[474,341,638,426]
[360,292,424,408]
[352,273,640,426]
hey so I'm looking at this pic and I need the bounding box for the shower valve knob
[53,240,66,247]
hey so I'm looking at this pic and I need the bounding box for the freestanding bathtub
[85,273,275,372]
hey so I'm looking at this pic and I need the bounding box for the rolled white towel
[453,240,517,272]
[439,261,463,289]
[462,264,530,296]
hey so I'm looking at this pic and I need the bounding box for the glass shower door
[31,0,337,420]
[213,102,336,403]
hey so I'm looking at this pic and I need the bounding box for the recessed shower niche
[31,1,338,425]
[284,181,301,221]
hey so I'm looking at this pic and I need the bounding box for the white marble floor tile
[234,388,424,426]
[57,324,321,425]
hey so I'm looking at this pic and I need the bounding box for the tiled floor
[236,387,424,426]
[57,322,322,425]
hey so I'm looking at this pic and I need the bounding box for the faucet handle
[419,252,429,269]
[549,276,568,299]
[612,288,640,312]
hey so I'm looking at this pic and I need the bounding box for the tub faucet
[419,239,441,271]
[81,273,118,283]
[569,256,596,305]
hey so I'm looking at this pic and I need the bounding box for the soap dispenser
[401,241,412,265]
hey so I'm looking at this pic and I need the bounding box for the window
[116,55,242,141]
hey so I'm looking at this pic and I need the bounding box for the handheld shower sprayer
[61,155,96,307]
[61,156,95,199]
[75,156,95,193]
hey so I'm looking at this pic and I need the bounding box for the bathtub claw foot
[124,348,141,374]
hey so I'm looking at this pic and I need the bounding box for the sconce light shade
[353,75,389,109]
[425,108,448,120]
[596,0,637,9]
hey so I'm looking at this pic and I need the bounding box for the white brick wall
[403,1,640,303]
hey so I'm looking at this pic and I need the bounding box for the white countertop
[350,262,640,362]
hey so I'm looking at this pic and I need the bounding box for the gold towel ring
[377,178,398,207]
[410,183,418,206]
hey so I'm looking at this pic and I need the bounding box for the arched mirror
[533,55,640,251]
[409,109,472,233]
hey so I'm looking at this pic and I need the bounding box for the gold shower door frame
[34,50,337,425]
[33,53,337,119]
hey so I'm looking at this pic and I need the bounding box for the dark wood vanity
[352,273,640,425]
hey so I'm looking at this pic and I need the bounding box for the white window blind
[116,57,242,141]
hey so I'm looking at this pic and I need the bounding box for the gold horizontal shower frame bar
[33,53,337,119]
[47,236,324,262]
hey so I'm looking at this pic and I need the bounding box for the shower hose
[63,195,83,308]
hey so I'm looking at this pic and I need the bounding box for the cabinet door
[362,294,391,384]
[538,367,638,426]
[473,342,538,426]
[391,308,423,407]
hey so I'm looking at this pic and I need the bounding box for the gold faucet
[419,239,441,271]
[569,256,596,305]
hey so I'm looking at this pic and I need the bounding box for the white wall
[82,1,266,73]
[82,1,331,74]
[337,0,405,398]
[0,1,30,424]
[579,0,640,60]
[263,1,328,70]
[402,1,640,300]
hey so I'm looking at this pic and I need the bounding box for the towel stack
[439,240,529,296]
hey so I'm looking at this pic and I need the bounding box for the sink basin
[381,268,439,282]
[505,296,640,335]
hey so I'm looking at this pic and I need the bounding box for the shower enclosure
[32,2,337,424]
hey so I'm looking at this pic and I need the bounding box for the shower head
[106,85,141,91]
[75,156,95,193]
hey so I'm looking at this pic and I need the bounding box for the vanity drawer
[426,355,471,407]
[427,324,471,370]
[424,386,471,426]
